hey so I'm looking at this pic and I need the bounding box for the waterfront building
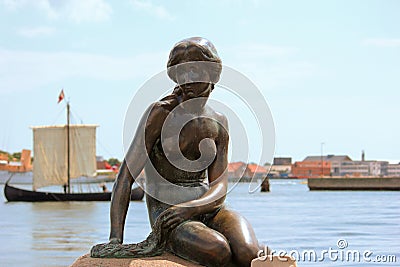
[273,157,292,166]
[301,154,391,177]
[227,161,247,182]
[291,161,331,178]
[339,160,389,177]
[387,163,400,177]
[0,149,32,172]
[247,163,269,179]
[227,162,268,182]
[339,161,369,176]
[303,155,351,176]
[270,157,292,177]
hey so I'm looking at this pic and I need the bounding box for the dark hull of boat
[4,183,144,202]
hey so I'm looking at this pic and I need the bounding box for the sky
[0,0,399,164]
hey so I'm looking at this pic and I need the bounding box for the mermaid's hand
[159,206,195,231]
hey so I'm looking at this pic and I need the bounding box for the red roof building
[291,161,331,178]
[227,162,269,181]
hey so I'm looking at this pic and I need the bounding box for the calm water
[0,180,399,267]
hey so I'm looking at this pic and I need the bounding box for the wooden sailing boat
[4,101,144,202]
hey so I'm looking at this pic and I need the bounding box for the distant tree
[108,158,121,166]
[12,152,21,160]
[264,162,271,166]
[0,150,10,161]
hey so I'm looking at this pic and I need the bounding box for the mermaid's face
[175,63,212,101]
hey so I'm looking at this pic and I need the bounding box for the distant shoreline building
[270,157,292,178]
[291,160,331,178]
[292,153,400,178]
[302,155,352,176]
[387,163,400,177]
[2,149,399,179]
[0,149,32,172]
[227,162,268,182]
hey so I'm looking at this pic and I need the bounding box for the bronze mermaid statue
[91,37,265,267]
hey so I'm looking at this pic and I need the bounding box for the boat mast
[67,101,71,194]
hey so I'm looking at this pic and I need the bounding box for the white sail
[32,125,98,190]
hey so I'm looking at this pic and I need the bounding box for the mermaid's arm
[109,103,167,243]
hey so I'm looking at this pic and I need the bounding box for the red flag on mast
[58,89,65,103]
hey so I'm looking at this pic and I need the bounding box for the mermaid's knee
[169,221,232,266]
